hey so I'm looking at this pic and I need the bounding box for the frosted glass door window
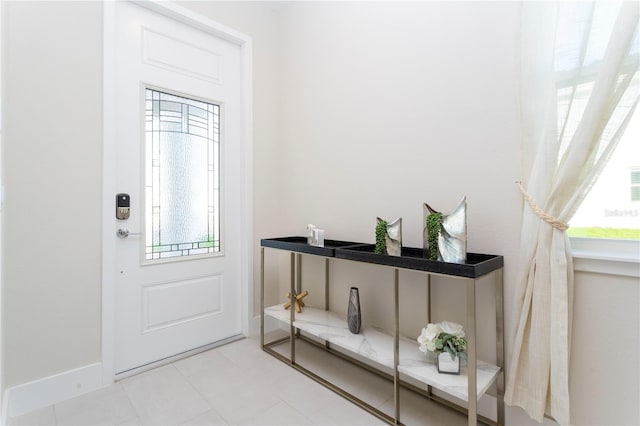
[145,89,220,260]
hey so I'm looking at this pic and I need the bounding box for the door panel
[142,275,223,332]
[114,2,242,373]
[142,29,222,83]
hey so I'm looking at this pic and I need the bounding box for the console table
[260,236,505,425]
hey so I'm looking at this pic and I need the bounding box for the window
[631,168,640,202]
[568,105,639,240]
[561,1,640,241]
[144,88,221,260]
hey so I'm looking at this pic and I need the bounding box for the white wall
[3,1,103,389]
[1,1,638,425]
[0,0,4,415]
[277,1,522,250]
[273,1,522,421]
[270,2,639,425]
[570,271,639,425]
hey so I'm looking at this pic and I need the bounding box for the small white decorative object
[306,224,325,247]
[306,224,316,244]
[417,321,467,375]
[311,228,325,247]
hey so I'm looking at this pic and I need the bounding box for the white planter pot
[437,352,460,374]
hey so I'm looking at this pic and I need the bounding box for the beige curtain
[505,2,639,424]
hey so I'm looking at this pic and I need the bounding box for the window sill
[570,237,640,277]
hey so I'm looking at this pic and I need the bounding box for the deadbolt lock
[116,193,130,220]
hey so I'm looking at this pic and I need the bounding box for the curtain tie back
[516,181,569,231]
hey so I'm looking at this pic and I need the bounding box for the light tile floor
[9,336,467,426]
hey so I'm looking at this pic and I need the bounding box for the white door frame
[0,1,4,419]
[102,0,253,385]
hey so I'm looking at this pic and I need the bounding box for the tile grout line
[171,347,235,426]
[119,377,148,426]
[52,404,58,426]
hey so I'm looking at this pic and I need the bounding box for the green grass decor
[426,212,443,260]
[375,219,388,254]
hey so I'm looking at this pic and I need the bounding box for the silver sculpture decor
[376,217,402,256]
[423,198,467,264]
[347,287,361,334]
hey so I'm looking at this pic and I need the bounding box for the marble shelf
[265,304,500,402]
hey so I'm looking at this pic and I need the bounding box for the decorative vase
[347,287,361,334]
[436,352,460,375]
[376,217,402,256]
[423,197,467,263]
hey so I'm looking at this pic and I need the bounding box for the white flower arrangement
[417,321,467,360]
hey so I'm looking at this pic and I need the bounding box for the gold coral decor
[284,290,308,313]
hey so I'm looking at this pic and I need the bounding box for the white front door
[114,2,243,374]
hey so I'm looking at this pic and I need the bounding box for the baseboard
[249,314,279,337]
[5,362,103,419]
[2,389,9,426]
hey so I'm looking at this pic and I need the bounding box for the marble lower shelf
[264,305,500,402]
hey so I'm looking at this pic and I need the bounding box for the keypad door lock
[116,193,130,220]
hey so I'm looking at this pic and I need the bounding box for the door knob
[117,228,143,239]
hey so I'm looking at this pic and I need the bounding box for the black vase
[347,287,361,334]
